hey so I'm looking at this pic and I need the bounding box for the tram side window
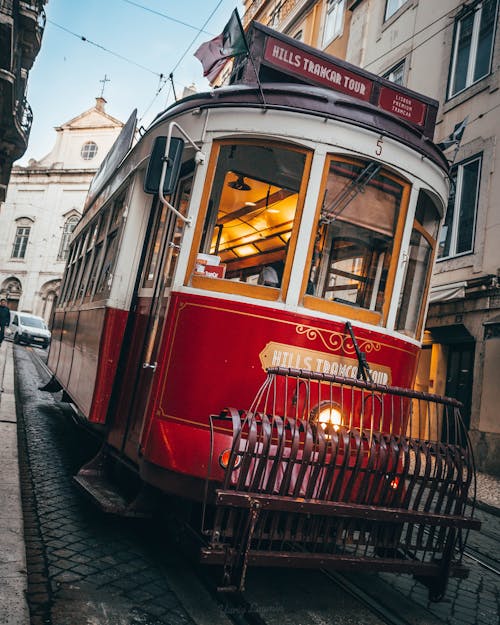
[95,231,118,295]
[61,237,84,304]
[196,143,306,289]
[92,187,128,299]
[86,242,103,295]
[306,158,405,317]
[396,191,441,337]
[143,203,168,289]
[165,174,192,289]
[59,242,76,303]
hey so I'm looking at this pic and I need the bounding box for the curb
[0,341,30,625]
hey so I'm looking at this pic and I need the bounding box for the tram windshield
[306,157,406,317]
[197,143,306,288]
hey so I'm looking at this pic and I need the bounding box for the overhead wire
[138,0,225,122]
[46,19,164,78]
[118,0,214,36]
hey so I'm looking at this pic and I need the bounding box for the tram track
[463,546,500,576]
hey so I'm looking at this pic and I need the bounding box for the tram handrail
[266,366,464,407]
[158,121,206,225]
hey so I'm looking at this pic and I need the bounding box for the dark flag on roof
[437,117,469,151]
[194,9,248,84]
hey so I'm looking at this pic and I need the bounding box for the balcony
[0,1,13,73]
[243,0,304,31]
[18,0,46,69]
[0,0,14,16]
[0,68,32,197]
[243,0,267,27]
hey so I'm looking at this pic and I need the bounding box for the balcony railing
[243,0,301,30]
[0,0,14,17]
[19,0,46,14]
[242,0,266,27]
[17,97,33,136]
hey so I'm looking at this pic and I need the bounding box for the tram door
[108,174,192,460]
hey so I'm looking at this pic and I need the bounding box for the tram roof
[151,82,449,173]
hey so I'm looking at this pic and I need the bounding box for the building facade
[0,97,123,321]
[241,0,500,474]
[0,0,46,202]
[346,0,500,475]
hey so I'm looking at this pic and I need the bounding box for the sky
[19,0,241,164]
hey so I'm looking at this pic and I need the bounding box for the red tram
[46,22,479,599]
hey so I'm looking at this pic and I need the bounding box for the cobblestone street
[16,346,196,625]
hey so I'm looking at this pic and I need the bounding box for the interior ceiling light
[228,175,252,191]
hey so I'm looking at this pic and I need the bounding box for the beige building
[0,97,123,321]
[241,0,500,474]
[345,0,500,475]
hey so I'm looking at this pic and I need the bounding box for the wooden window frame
[300,154,411,326]
[186,138,313,302]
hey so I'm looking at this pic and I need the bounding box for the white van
[8,312,51,348]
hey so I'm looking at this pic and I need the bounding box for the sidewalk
[0,340,498,624]
[0,341,29,625]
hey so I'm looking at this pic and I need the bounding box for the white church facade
[0,98,123,322]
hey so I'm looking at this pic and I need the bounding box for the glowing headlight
[316,404,343,433]
[219,448,241,470]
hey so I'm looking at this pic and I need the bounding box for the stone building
[241,0,500,474]
[345,0,500,475]
[0,0,47,202]
[0,97,123,321]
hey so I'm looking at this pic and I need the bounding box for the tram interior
[198,143,305,287]
[308,161,403,311]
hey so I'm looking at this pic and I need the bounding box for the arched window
[81,141,98,160]
[11,217,34,259]
[58,215,80,261]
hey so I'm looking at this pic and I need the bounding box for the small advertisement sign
[378,85,427,126]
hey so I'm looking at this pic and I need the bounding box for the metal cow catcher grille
[201,367,480,599]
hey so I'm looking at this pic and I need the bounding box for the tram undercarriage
[201,367,480,601]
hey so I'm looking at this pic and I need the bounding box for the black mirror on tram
[144,136,184,196]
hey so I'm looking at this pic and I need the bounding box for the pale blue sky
[20,0,240,163]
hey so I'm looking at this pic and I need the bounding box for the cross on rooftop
[99,74,110,98]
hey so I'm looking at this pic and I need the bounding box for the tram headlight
[219,449,241,470]
[313,402,344,434]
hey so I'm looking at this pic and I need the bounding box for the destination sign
[262,34,430,130]
[264,37,372,101]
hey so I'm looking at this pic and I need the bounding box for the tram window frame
[59,243,76,303]
[142,202,169,290]
[301,155,410,325]
[61,234,86,305]
[165,172,193,289]
[92,187,128,301]
[187,139,312,302]
[75,218,101,304]
[141,161,194,293]
[69,227,92,305]
[396,190,441,338]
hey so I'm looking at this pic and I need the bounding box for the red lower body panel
[47,306,128,423]
[138,292,419,484]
